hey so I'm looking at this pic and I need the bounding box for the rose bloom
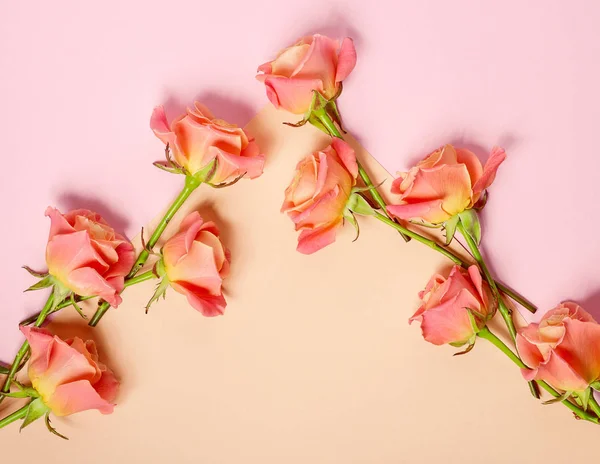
[45,207,135,307]
[21,326,119,416]
[410,265,493,346]
[387,144,506,224]
[516,302,600,392]
[282,139,358,254]
[256,34,357,114]
[162,211,230,317]
[150,102,265,184]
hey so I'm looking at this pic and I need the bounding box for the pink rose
[162,212,230,317]
[256,34,357,114]
[282,139,358,254]
[20,326,119,417]
[387,144,506,224]
[516,302,600,392]
[150,102,265,184]
[45,207,135,307]
[410,265,493,346]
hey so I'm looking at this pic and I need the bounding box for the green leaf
[591,380,600,391]
[210,171,247,189]
[193,158,218,183]
[20,398,50,431]
[408,219,440,229]
[458,209,482,245]
[346,193,376,217]
[343,210,360,242]
[24,275,54,292]
[153,161,183,175]
[152,258,167,279]
[1,386,38,398]
[351,180,386,195]
[325,99,345,133]
[307,113,328,134]
[575,388,592,410]
[70,294,88,320]
[51,283,71,311]
[145,278,171,314]
[45,413,68,440]
[465,309,482,334]
[542,390,572,405]
[453,341,475,356]
[22,266,48,278]
[282,118,308,128]
[0,364,9,374]
[443,215,459,245]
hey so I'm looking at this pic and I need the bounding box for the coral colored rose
[516,302,600,392]
[150,102,265,184]
[162,211,230,317]
[387,144,506,224]
[282,139,358,254]
[20,326,119,417]
[410,265,494,346]
[256,34,357,114]
[45,207,135,307]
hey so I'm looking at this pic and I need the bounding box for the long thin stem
[1,294,55,398]
[0,403,29,429]
[373,211,463,264]
[89,177,200,327]
[128,175,201,279]
[458,222,517,341]
[311,109,536,314]
[313,108,410,242]
[477,326,599,424]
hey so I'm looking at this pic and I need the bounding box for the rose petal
[261,76,324,114]
[331,138,358,180]
[49,380,115,416]
[67,267,122,307]
[471,146,506,200]
[335,37,357,83]
[387,200,448,224]
[171,282,227,317]
[296,220,342,254]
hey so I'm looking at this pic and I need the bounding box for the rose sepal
[284,89,345,136]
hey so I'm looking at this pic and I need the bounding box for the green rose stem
[371,211,534,314]
[312,109,536,315]
[89,175,202,327]
[457,222,517,341]
[0,294,55,399]
[0,403,29,429]
[312,108,409,243]
[478,326,599,424]
[0,270,156,406]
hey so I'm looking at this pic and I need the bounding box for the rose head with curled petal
[387,144,506,225]
[45,207,135,307]
[256,34,357,114]
[161,211,230,317]
[516,302,600,393]
[282,138,358,254]
[410,265,494,346]
[21,326,119,417]
[150,102,265,184]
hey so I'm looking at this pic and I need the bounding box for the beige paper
[0,106,596,463]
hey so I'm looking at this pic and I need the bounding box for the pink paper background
[1,0,600,359]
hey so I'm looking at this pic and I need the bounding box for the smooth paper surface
[0,106,597,463]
